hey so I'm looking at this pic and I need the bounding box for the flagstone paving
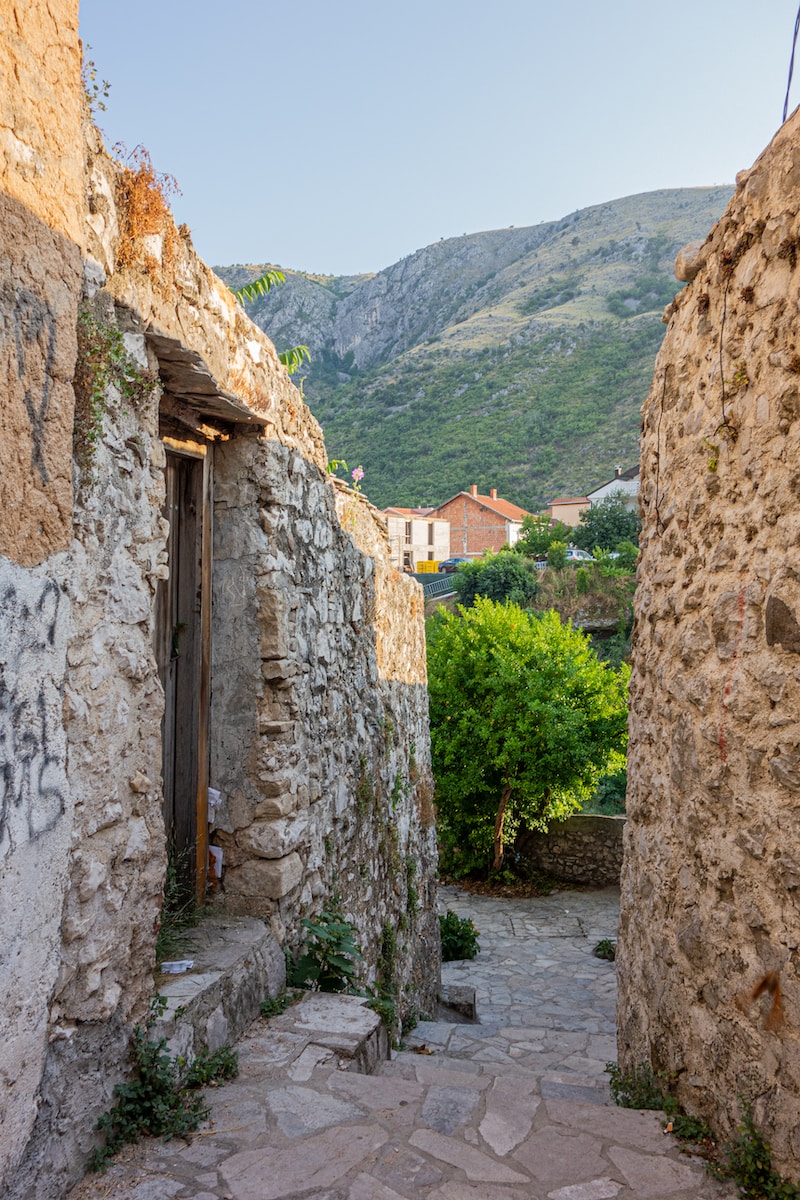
[68,886,735,1200]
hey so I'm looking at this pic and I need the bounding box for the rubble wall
[2,7,438,1195]
[0,0,83,565]
[618,109,800,1175]
[211,448,439,1019]
[0,1,83,1188]
[517,815,625,886]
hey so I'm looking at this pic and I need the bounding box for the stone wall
[0,0,83,565]
[0,2,84,1189]
[2,8,438,1196]
[518,815,625,886]
[619,109,800,1176]
[210,444,439,1014]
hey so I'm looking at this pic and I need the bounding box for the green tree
[572,493,641,552]
[513,514,571,558]
[546,541,567,570]
[427,598,629,874]
[452,552,539,608]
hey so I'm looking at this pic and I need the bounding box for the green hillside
[216,186,731,511]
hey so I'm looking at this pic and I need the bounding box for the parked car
[566,547,595,562]
[437,557,470,574]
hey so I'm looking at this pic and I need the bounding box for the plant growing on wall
[287,903,364,992]
[73,306,158,486]
[229,269,310,375]
[90,997,238,1171]
[427,598,629,874]
[114,145,181,285]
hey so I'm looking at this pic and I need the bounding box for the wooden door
[155,439,212,903]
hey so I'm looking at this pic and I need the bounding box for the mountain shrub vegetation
[217,186,731,512]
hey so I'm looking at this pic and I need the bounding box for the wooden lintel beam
[159,396,231,441]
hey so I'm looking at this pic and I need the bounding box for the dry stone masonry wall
[619,109,800,1177]
[210,441,439,1008]
[518,815,625,887]
[1,8,439,1196]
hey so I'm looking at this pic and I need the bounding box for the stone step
[263,992,390,1077]
[152,913,285,1061]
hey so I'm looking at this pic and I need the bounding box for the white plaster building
[384,507,450,570]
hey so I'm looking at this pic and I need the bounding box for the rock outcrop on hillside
[218,187,733,509]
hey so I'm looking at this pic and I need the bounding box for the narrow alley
[68,887,733,1200]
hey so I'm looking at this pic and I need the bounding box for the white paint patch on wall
[0,555,72,1184]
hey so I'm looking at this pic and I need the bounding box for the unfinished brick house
[429,484,529,556]
[0,5,439,1196]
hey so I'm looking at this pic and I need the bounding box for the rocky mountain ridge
[216,186,732,510]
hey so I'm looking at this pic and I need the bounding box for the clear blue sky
[79,1,800,276]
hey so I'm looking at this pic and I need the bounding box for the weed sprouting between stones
[89,997,238,1172]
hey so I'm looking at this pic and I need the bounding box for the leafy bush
[593,939,616,961]
[427,599,629,874]
[287,904,363,992]
[547,541,567,570]
[612,540,639,570]
[572,495,641,552]
[260,990,296,1019]
[439,910,480,961]
[452,551,539,608]
[583,767,627,815]
[720,1104,800,1200]
[514,514,572,559]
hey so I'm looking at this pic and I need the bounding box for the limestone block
[225,852,304,899]
[254,791,299,819]
[258,587,289,654]
[674,240,707,282]
[238,814,309,860]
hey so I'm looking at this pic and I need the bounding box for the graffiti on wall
[5,284,58,485]
[0,574,67,858]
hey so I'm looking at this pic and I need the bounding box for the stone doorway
[155,435,212,902]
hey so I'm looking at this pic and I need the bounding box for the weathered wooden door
[155,438,212,902]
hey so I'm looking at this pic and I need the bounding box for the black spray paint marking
[9,286,58,485]
[0,579,65,854]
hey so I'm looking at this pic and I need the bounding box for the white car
[565,547,595,562]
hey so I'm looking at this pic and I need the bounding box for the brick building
[429,485,529,556]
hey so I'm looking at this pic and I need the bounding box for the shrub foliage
[427,598,629,875]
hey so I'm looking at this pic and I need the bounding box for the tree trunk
[492,784,512,873]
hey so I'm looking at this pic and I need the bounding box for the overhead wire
[782,3,800,123]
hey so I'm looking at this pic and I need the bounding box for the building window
[405,521,412,544]
[428,523,434,545]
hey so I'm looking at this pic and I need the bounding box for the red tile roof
[431,491,530,521]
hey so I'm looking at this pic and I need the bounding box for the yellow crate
[416,561,438,574]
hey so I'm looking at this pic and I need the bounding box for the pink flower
[352,466,364,484]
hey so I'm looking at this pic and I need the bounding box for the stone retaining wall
[518,815,625,886]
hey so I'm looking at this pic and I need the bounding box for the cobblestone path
[69,886,733,1200]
